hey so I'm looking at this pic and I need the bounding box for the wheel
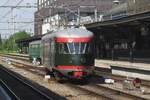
[79,78,89,84]
[29,57,33,63]
[36,58,41,65]
[53,72,66,83]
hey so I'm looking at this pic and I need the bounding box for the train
[29,40,41,64]
[29,28,94,81]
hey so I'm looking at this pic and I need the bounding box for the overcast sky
[0,0,37,39]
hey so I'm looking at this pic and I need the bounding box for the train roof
[29,40,41,45]
[42,28,93,40]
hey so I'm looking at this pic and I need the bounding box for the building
[127,0,150,14]
[34,0,118,36]
[85,0,150,62]
[103,0,150,20]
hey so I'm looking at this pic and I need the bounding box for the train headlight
[68,39,73,42]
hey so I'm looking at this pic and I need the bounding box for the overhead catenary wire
[0,0,97,35]
[0,0,37,39]
[0,0,10,6]
[0,0,30,35]
[0,0,24,21]
[0,0,37,33]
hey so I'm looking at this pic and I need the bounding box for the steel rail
[1,54,150,87]
[93,84,148,100]
[0,66,54,100]
[0,79,20,100]
[66,83,113,100]
[1,54,150,99]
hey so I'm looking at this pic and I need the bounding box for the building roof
[85,10,150,29]
[16,35,42,44]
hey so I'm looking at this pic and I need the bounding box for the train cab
[42,28,94,80]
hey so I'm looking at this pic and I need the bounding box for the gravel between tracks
[0,59,105,100]
[1,56,150,100]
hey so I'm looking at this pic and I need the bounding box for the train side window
[67,43,82,54]
[74,43,80,54]
[58,42,92,54]
[82,43,87,54]
[80,43,85,54]
[85,43,91,54]
[67,43,90,54]
[81,43,91,54]
[59,43,69,54]
[59,43,64,54]
[64,43,69,54]
[67,43,74,54]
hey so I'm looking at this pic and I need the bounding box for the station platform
[6,53,29,57]
[95,59,150,71]
[95,59,150,81]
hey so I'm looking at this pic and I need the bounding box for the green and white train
[29,40,41,64]
[29,28,94,80]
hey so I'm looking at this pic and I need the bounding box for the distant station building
[34,0,120,36]
[103,0,150,20]
[85,0,150,62]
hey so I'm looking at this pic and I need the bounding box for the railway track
[95,67,150,88]
[0,56,112,99]
[0,79,20,100]
[72,84,145,100]
[0,54,150,99]
[3,54,148,82]
[0,53,29,58]
[0,54,30,62]
[0,65,66,100]
[5,54,150,88]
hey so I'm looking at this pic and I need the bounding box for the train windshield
[59,42,91,54]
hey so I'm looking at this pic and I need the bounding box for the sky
[0,0,37,39]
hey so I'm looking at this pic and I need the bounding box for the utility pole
[0,4,37,34]
[10,8,17,34]
[77,7,80,25]
[10,8,15,51]
[11,8,14,34]
[94,7,98,22]
[94,0,98,22]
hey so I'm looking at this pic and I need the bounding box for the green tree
[2,31,30,52]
